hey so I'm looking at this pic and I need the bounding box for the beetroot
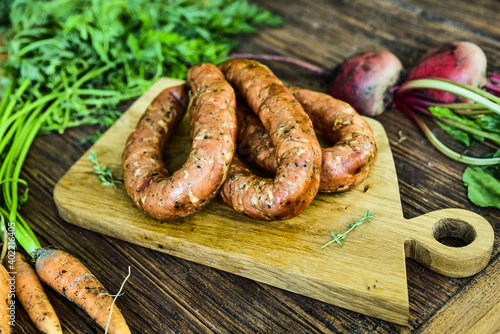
[328,50,403,117]
[407,41,487,103]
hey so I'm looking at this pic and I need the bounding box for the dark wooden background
[13,0,499,333]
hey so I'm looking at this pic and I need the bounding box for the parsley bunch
[0,0,281,257]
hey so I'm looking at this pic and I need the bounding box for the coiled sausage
[218,59,322,221]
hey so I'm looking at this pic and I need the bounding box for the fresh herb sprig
[321,210,375,248]
[87,150,121,189]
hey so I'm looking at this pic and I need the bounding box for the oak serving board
[53,78,494,325]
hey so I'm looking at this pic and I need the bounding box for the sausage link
[122,63,237,219]
[236,87,378,192]
[218,59,322,221]
[235,102,278,174]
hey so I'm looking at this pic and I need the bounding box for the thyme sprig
[87,150,121,188]
[321,210,375,248]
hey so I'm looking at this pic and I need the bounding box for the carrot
[33,248,130,334]
[0,209,131,333]
[0,265,12,334]
[0,222,13,334]
[13,252,62,334]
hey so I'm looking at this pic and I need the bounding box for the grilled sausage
[218,59,322,221]
[236,87,377,193]
[122,63,237,219]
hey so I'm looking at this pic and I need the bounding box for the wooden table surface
[13,0,499,333]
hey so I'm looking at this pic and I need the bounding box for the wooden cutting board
[53,78,494,325]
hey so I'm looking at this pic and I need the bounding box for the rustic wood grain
[416,254,500,334]
[397,0,500,42]
[6,0,499,333]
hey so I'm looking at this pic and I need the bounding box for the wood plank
[396,0,500,41]
[416,255,500,334]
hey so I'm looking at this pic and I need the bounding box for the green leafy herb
[429,106,500,146]
[0,0,13,30]
[321,211,375,248]
[87,150,121,188]
[1,0,283,135]
[434,119,474,147]
[476,114,500,134]
[463,149,500,208]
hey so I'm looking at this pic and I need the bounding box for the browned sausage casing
[218,59,322,221]
[237,87,378,193]
[122,64,237,220]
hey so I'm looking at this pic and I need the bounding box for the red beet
[407,41,487,103]
[328,50,403,117]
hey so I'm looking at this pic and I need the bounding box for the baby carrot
[34,248,130,334]
[14,252,62,334]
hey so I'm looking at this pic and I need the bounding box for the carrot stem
[0,78,31,124]
[0,64,115,258]
[8,101,59,223]
[0,208,40,257]
[0,77,15,119]
[0,218,8,264]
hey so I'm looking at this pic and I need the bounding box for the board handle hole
[432,218,476,247]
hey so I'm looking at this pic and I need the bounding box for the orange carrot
[34,249,130,334]
[14,252,62,334]
[0,265,12,334]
